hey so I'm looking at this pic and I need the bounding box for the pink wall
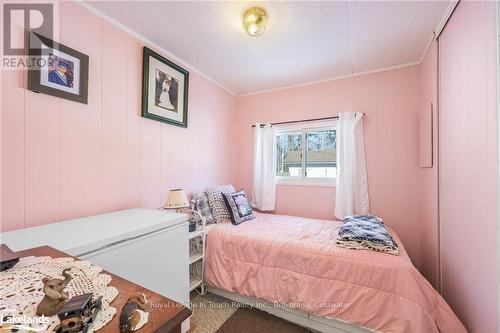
[417,40,439,289]
[236,67,423,269]
[439,1,498,332]
[2,5,498,331]
[0,2,237,232]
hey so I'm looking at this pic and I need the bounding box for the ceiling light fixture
[243,7,268,37]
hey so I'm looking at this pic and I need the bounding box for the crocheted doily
[0,256,118,332]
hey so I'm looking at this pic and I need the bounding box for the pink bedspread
[204,213,466,333]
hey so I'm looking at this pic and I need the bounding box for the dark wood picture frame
[28,32,89,104]
[141,47,189,128]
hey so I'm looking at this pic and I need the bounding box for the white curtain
[251,123,277,211]
[335,112,369,220]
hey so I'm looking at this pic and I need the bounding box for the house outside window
[275,121,337,187]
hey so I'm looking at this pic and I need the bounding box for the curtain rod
[251,113,365,128]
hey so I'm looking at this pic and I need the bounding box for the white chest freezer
[0,208,190,309]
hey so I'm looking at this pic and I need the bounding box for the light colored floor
[190,291,238,333]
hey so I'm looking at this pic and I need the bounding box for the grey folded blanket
[336,215,399,255]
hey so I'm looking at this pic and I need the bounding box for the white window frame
[275,120,337,187]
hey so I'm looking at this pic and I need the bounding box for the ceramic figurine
[119,293,149,332]
[36,268,72,316]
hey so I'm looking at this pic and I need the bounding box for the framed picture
[28,32,89,104]
[142,47,189,128]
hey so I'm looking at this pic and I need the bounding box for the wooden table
[3,245,192,333]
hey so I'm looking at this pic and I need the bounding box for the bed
[203,212,466,333]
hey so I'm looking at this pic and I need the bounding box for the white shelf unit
[188,228,206,293]
[189,254,204,265]
[159,207,206,294]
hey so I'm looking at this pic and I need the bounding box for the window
[275,122,336,186]
[276,131,302,177]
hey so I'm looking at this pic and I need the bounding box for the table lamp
[164,189,205,232]
[164,189,190,211]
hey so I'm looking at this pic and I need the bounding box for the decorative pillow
[206,185,235,223]
[222,190,255,225]
[191,192,215,225]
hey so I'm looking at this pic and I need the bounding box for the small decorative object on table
[0,244,19,271]
[37,268,73,316]
[119,293,149,332]
[55,293,103,333]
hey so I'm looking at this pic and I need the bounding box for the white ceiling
[85,1,450,96]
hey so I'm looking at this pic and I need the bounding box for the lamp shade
[164,189,190,209]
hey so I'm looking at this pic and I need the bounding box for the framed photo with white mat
[28,32,89,104]
[141,47,189,128]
